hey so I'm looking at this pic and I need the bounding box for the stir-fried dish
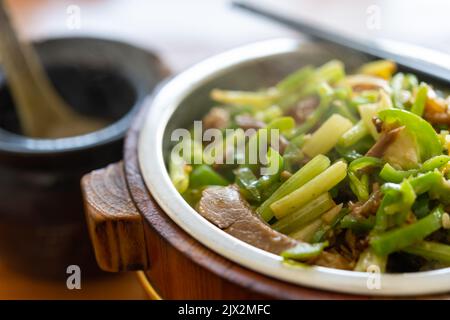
[169,59,450,272]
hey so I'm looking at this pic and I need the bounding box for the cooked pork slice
[197,186,298,254]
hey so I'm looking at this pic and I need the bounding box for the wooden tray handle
[81,162,149,272]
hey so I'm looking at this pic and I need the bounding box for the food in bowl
[168,59,450,273]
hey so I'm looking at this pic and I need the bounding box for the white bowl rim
[138,38,450,296]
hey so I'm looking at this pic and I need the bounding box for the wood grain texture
[82,162,149,272]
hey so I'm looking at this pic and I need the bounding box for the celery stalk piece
[403,241,450,264]
[279,60,344,109]
[210,88,279,109]
[370,206,444,256]
[272,193,334,234]
[266,116,295,136]
[302,114,353,158]
[410,83,428,117]
[281,241,328,261]
[256,154,331,222]
[289,219,324,242]
[334,101,359,124]
[354,248,387,272]
[303,60,345,94]
[169,154,191,193]
[276,65,314,93]
[338,120,369,148]
[311,205,346,243]
[270,161,348,219]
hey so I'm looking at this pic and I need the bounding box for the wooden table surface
[1,0,448,299]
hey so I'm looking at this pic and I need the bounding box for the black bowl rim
[0,36,166,156]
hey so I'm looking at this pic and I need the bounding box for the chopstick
[233,0,450,83]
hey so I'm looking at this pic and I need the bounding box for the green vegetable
[380,156,450,183]
[258,147,284,189]
[270,161,347,219]
[370,206,444,256]
[380,163,417,183]
[338,120,369,148]
[300,60,345,97]
[421,155,450,172]
[403,241,450,264]
[190,165,228,189]
[378,109,442,162]
[267,116,295,134]
[341,215,376,233]
[311,207,348,243]
[358,91,392,139]
[302,114,353,158]
[257,154,330,222]
[333,101,358,124]
[276,65,314,93]
[354,248,387,272]
[234,167,261,202]
[283,135,306,172]
[272,193,334,234]
[347,156,383,201]
[412,195,430,219]
[410,83,428,116]
[289,219,324,242]
[281,241,328,261]
[294,82,334,135]
[349,156,383,172]
[169,154,191,193]
[373,191,400,232]
[409,171,443,195]
[210,88,279,109]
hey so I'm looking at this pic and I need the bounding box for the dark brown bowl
[0,37,167,278]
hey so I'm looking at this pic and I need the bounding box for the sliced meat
[235,115,265,130]
[197,186,298,254]
[286,96,319,124]
[203,107,230,130]
[365,126,403,158]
